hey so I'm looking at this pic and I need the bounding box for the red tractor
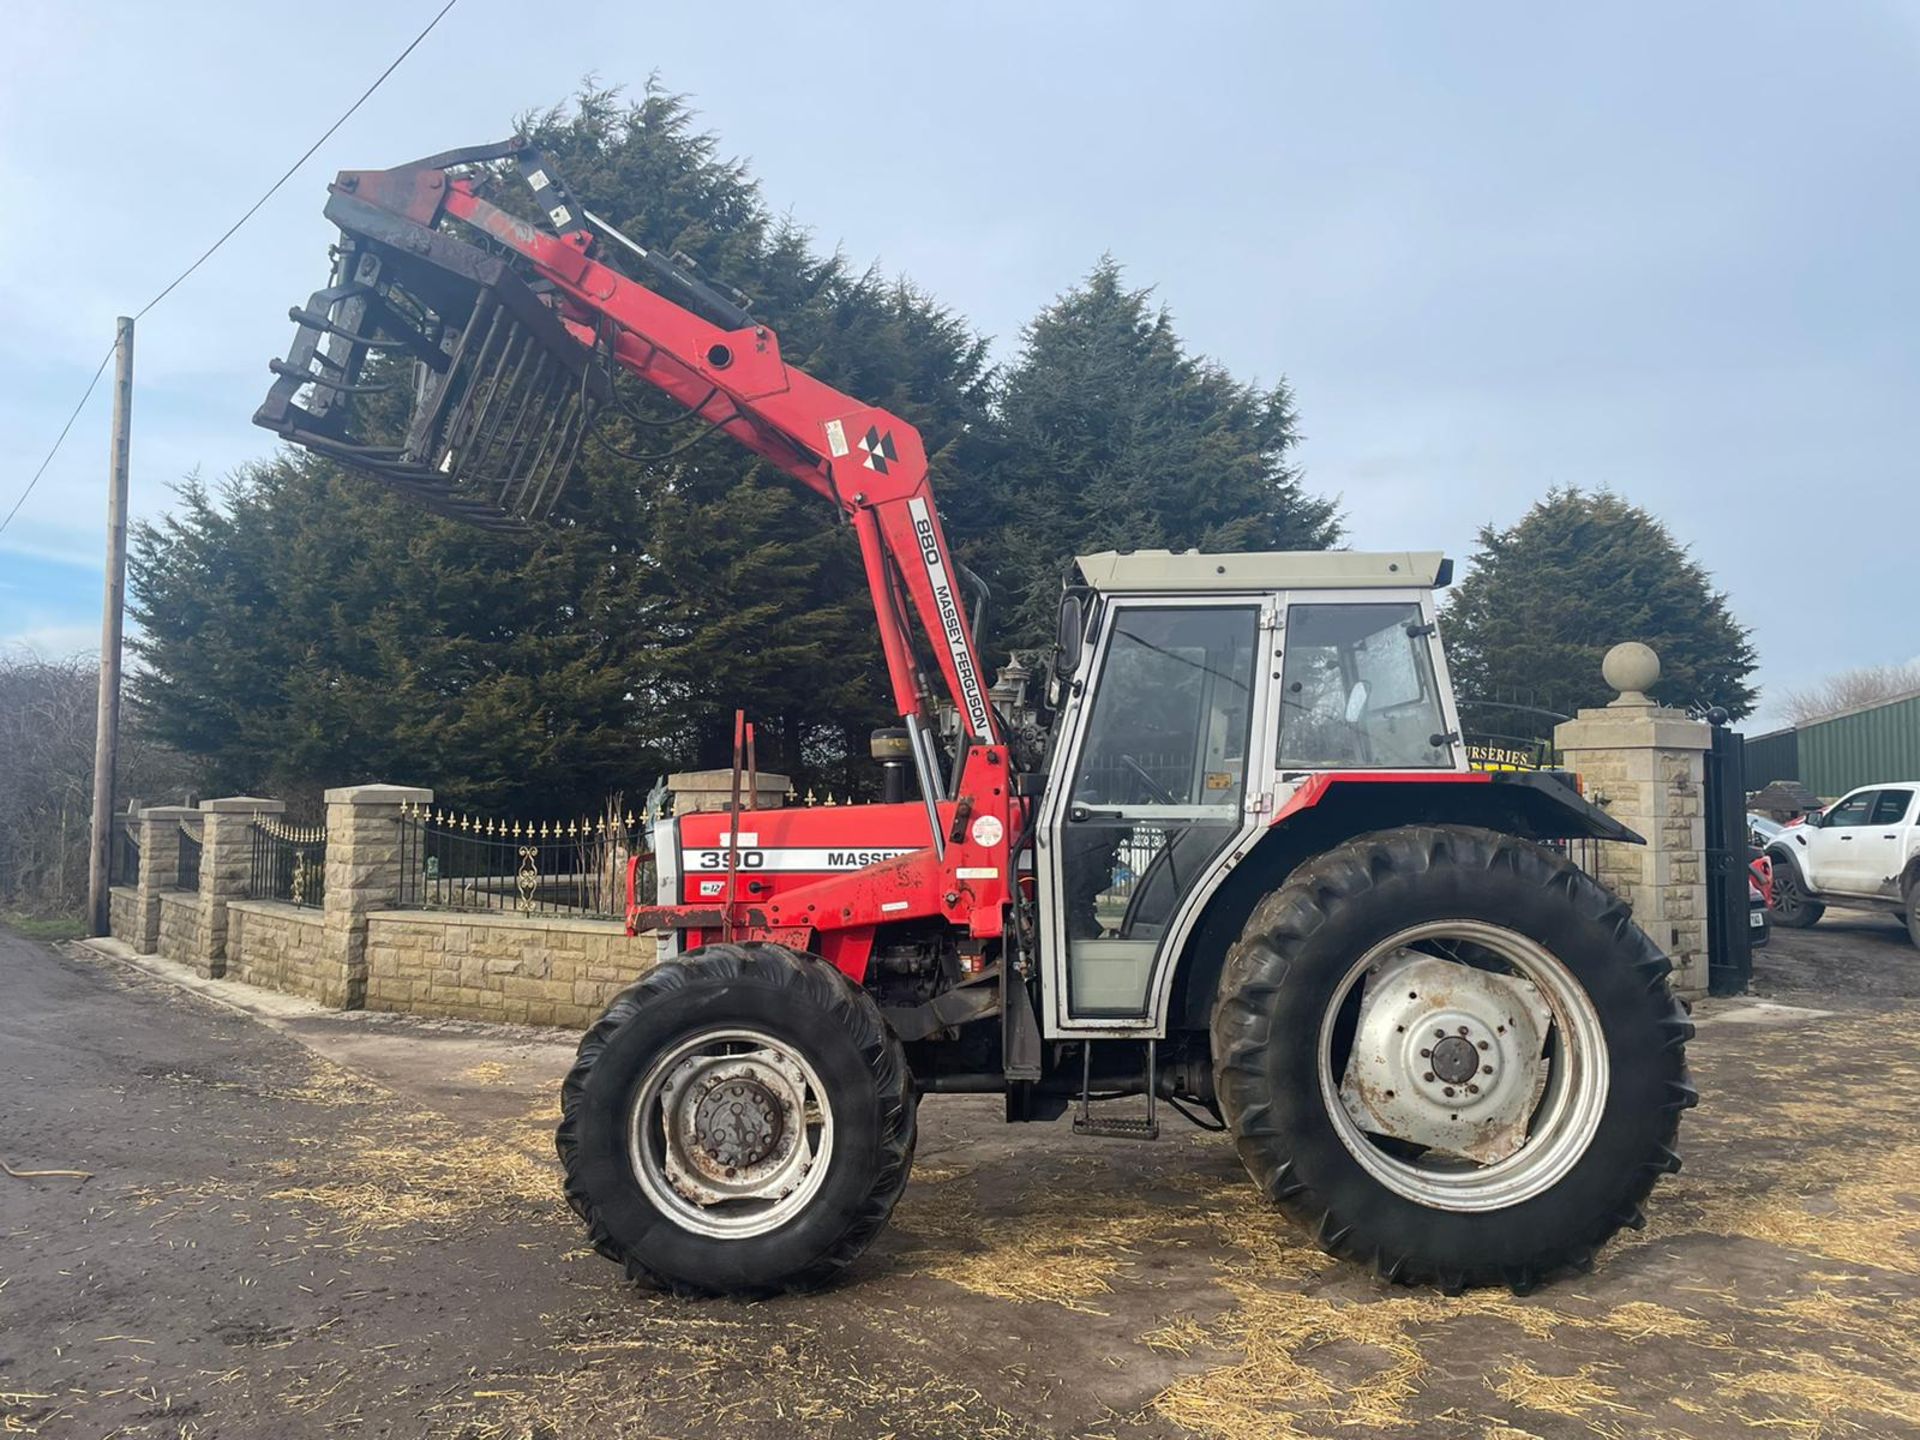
[257,138,1693,1297]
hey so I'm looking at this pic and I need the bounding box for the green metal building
[1744,687,1920,799]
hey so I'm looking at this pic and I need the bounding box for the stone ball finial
[1603,642,1661,707]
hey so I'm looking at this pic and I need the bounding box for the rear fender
[1161,771,1641,1034]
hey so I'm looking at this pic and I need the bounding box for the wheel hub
[694,1078,786,1169]
[650,1044,819,1213]
[1338,949,1555,1164]
[1428,1033,1479,1084]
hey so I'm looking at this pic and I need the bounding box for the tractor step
[1073,1039,1160,1141]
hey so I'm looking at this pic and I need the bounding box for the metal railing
[174,819,202,894]
[248,816,326,909]
[111,820,140,887]
[397,801,648,919]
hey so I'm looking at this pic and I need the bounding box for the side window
[1277,602,1453,769]
[1870,789,1914,826]
[1072,607,1258,808]
[1824,793,1876,828]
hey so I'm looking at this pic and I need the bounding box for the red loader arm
[255,137,1001,774]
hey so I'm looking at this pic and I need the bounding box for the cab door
[1850,788,1915,898]
[1806,789,1878,893]
[1037,600,1267,1030]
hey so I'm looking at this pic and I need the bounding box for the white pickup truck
[1766,782,1920,947]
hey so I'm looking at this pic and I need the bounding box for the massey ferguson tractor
[256,137,1694,1297]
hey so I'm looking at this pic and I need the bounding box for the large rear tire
[557,942,915,1296]
[1211,825,1694,1293]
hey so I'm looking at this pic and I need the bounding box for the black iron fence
[111,819,140,887]
[397,801,649,919]
[174,819,202,894]
[249,816,326,909]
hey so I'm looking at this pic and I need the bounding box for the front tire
[1212,825,1694,1293]
[557,942,916,1296]
[1769,857,1825,928]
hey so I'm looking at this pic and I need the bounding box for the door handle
[1069,805,1124,822]
[1839,835,1853,841]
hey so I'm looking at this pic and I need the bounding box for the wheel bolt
[1443,1086,1455,1098]
[1423,1072,1435,1082]
[1477,1040,1490,1051]
[1482,1065,1494,1075]
[1458,1026,1470,1036]
[1466,1084,1479,1094]
[1434,1029,1447,1039]
[1420,1048,1432,1058]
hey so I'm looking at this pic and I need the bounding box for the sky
[1,0,1915,731]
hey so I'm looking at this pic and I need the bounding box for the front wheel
[1769,858,1825,928]
[1212,825,1695,1293]
[557,942,916,1295]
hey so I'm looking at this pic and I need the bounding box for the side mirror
[1801,810,1823,829]
[1054,593,1085,679]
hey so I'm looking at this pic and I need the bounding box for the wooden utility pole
[87,317,135,937]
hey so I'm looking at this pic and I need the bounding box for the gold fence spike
[805,788,817,807]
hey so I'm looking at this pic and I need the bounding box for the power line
[0,0,462,539]
[0,348,113,537]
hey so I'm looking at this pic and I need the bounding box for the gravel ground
[2,916,1918,1440]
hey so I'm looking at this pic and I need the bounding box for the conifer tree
[1443,488,1758,733]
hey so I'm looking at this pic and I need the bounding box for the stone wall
[227,900,331,1002]
[108,886,139,945]
[364,912,656,1029]
[156,890,201,963]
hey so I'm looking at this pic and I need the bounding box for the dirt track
[3,915,1919,1439]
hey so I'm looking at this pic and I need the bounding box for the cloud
[1,622,97,660]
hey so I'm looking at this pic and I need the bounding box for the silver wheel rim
[1316,920,1610,1213]
[628,1027,834,1239]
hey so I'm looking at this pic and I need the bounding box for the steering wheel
[1121,752,1179,806]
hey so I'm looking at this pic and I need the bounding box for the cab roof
[1073,549,1452,594]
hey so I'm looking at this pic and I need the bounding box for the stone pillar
[321,784,432,1010]
[196,796,284,978]
[130,805,198,955]
[666,769,792,814]
[1554,644,1712,995]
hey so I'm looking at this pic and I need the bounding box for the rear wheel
[1212,825,1694,1293]
[1905,880,1920,949]
[1769,859,1825,928]
[557,942,915,1295]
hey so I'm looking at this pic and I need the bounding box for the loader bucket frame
[255,179,609,531]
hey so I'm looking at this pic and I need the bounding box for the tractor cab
[1036,550,1463,1034]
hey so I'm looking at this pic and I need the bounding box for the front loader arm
[257,138,1000,761]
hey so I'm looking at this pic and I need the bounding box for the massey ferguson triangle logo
[857,426,898,474]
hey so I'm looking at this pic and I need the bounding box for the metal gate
[1703,718,1751,996]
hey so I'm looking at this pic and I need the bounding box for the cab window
[1277,602,1453,769]
[1823,793,1875,828]
[1870,790,1914,826]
